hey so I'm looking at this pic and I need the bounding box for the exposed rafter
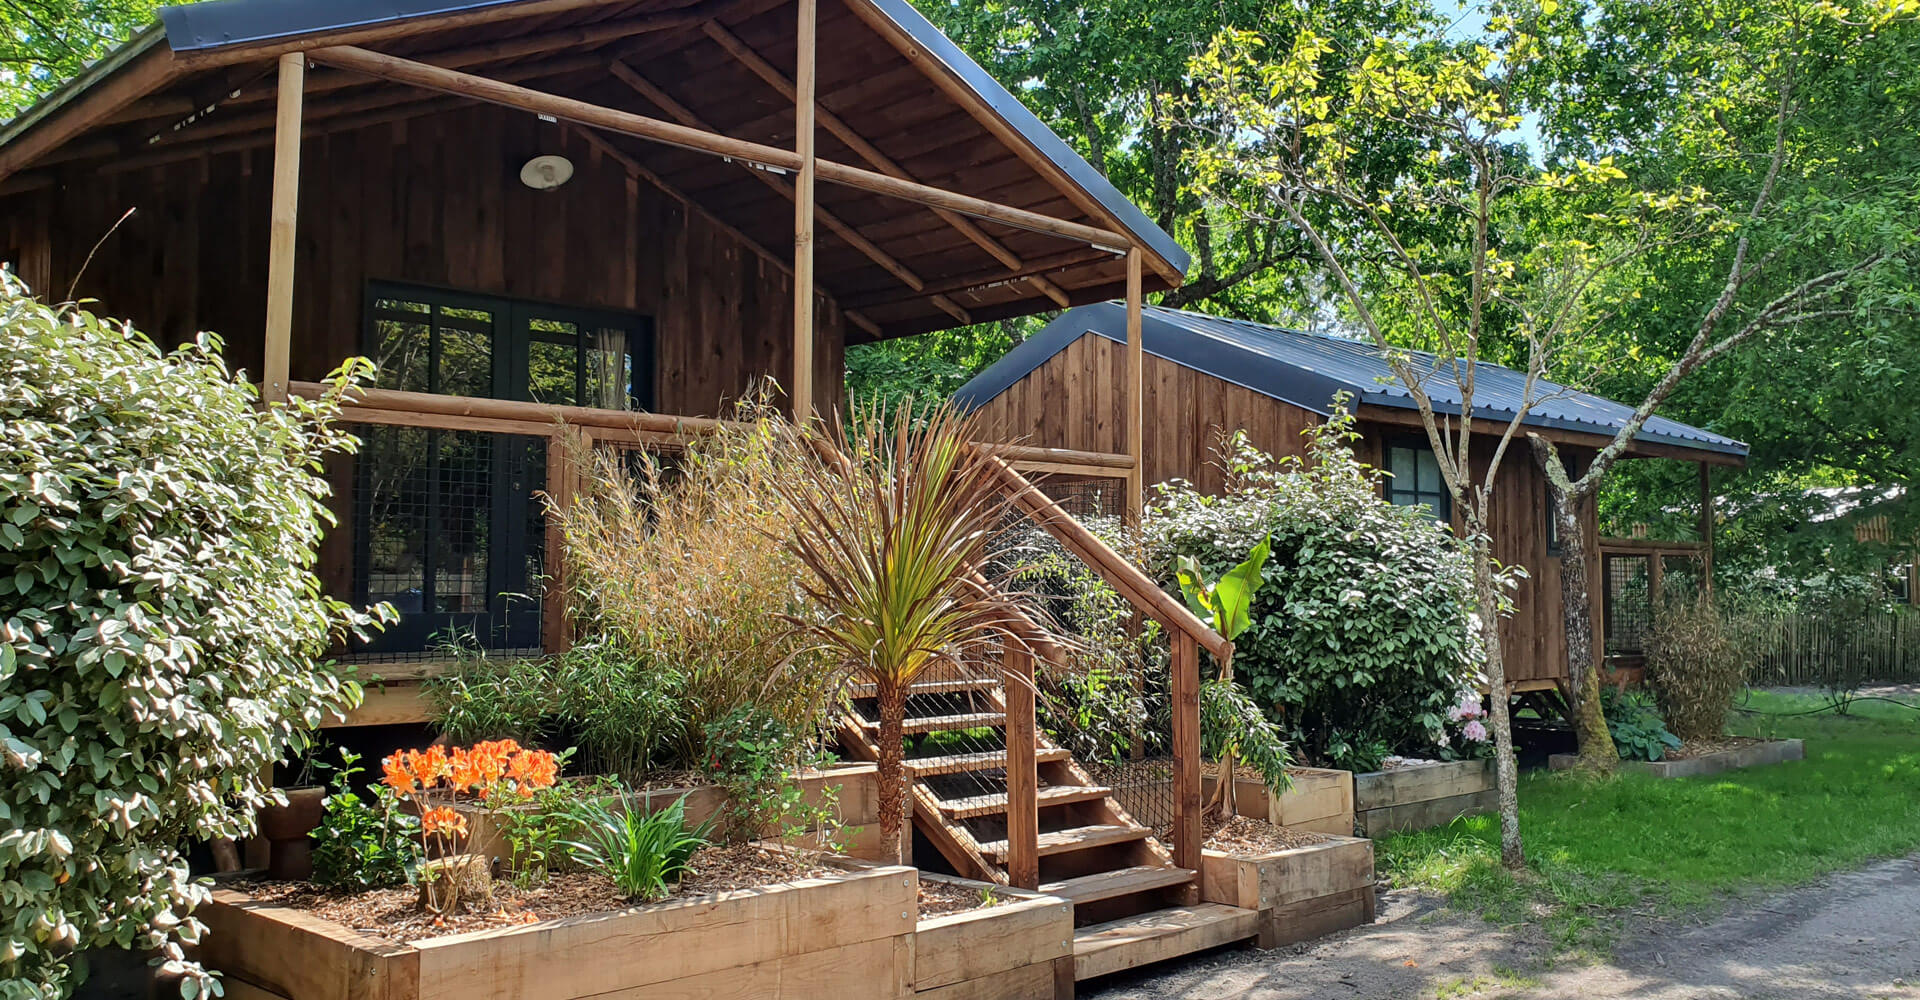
[700,21,1071,309]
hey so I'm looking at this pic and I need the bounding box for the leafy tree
[0,280,388,998]
[0,0,160,118]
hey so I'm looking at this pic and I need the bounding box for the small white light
[519,154,575,191]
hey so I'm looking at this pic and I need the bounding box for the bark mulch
[1665,735,1767,760]
[917,878,1013,917]
[239,844,830,945]
[1203,815,1330,855]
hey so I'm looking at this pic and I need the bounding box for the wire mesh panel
[343,422,547,661]
[1602,553,1652,658]
[1000,474,1179,851]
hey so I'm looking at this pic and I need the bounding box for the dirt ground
[1082,853,1920,999]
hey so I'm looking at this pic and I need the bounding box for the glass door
[351,283,651,658]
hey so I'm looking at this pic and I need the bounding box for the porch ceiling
[0,0,1188,341]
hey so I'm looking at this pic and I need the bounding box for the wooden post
[1124,247,1144,524]
[542,427,584,656]
[790,0,817,422]
[1170,632,1202,879]
[1003,646,1039,890]
[1698,462,1714,593]
[262,52,305,404]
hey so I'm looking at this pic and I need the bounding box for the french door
[349,282,653,657]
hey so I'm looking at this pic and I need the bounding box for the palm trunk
[1471,536,1525,870]
[1555,495,1617,772]
[876,682,909,865]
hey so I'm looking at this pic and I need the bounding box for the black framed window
[351,283,653,658]
[1385,438,1450,522]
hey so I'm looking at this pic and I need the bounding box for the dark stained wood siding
[969,331,1598,686]
[0,101,845,418]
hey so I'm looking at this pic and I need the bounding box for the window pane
[359,425,427,612]
[1389,447,1414,487]
[585,326,633,410]
[1416,449,1442,492]
[430,432,491,618]
[527,340,580,406]
[373,317,431,392]
[436,314,493,398]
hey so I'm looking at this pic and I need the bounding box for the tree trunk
[1555,493,1618,772]
[1470,536,1525,870]
[1532,436,1618,772]
[876,682,909,865]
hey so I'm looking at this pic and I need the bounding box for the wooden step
[851,678,996,699]
[905,747,1069,777]
[978,823,1149,860]
[1040,865,1196,904]
[856,711,1006,735]
[939,784,1113,819]
[1073,904,1261,981]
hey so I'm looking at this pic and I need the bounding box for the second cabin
[956,302,1750,693]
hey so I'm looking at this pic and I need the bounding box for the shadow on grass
[1377,693,1920,957]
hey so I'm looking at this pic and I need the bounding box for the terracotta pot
[260,786,325,880]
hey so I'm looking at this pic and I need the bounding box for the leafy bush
[1645,592,1752,741]
[1602,690,1681,761]
[496,768,619,884]
[702,707,847,849]
[1141,403,1480,771]
[311,752,420,891]
[565,794,712,901]
[1200,679,1293,790]
[1012,529,1163,767]
[428,394,841,780]
[0,283,387,996]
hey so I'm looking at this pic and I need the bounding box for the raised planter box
[1199,835,1376,948]
[455,762,885,866]
[1548,738,1804,779]
[1202,767,1355,835]
[1352,759,1493,837]
[911,875,1073,1000]
[196,865,918,1000]
[197,863,1073,1000]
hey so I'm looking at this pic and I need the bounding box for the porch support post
[1003,645,1039,890]
[1125,247,1144,524]
[790,0,817,422]
[262,52,305,404]
[1169,632,1202,887]
[1698,462,1714,593]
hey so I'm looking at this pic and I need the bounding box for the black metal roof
[143,0,1187,275]
[954,303,1749,459]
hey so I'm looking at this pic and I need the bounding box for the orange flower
[421,806,468,839]
[508,748,559,791]
[381,753,416,795]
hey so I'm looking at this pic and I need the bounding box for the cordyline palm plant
[777,401,1048,864]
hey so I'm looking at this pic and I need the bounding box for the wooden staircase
[831,455,1262,981]
[837,666,1263,980]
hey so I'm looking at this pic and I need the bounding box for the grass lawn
[1376,689,1920,955]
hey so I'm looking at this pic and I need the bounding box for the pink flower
[1462,720,1489,743]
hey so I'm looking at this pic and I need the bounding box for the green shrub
[1141,402,1480,771]
[1601,690,1681,761]
[1645,592,1752,742]
[311,752,420,891]
[564,794,712,901]
[428,394,840,781]
[0,282,387,997]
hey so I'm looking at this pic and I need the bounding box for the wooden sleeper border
[1547,738,1804,779]
[1351,759,1494,837]
[1202,766,1355,835]
[195,865,1076,1000]
[1198,835,1377,949]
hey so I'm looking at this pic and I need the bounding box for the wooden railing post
[542,426,584,656]
[1004,645,1039,890]
[1170,632,1202,877]
[261,52,305,404]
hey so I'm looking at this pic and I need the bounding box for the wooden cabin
[0,0,1191,709]
[956,302,1752,692]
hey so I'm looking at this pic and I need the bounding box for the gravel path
[1081,853,1920,999]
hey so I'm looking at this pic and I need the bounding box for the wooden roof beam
[605,58,970,325]
[839,247,1114,311]
[837,0,1179,288]
[566,124,882,338]
[701,21,1070,309]
[304,45,1131,248]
